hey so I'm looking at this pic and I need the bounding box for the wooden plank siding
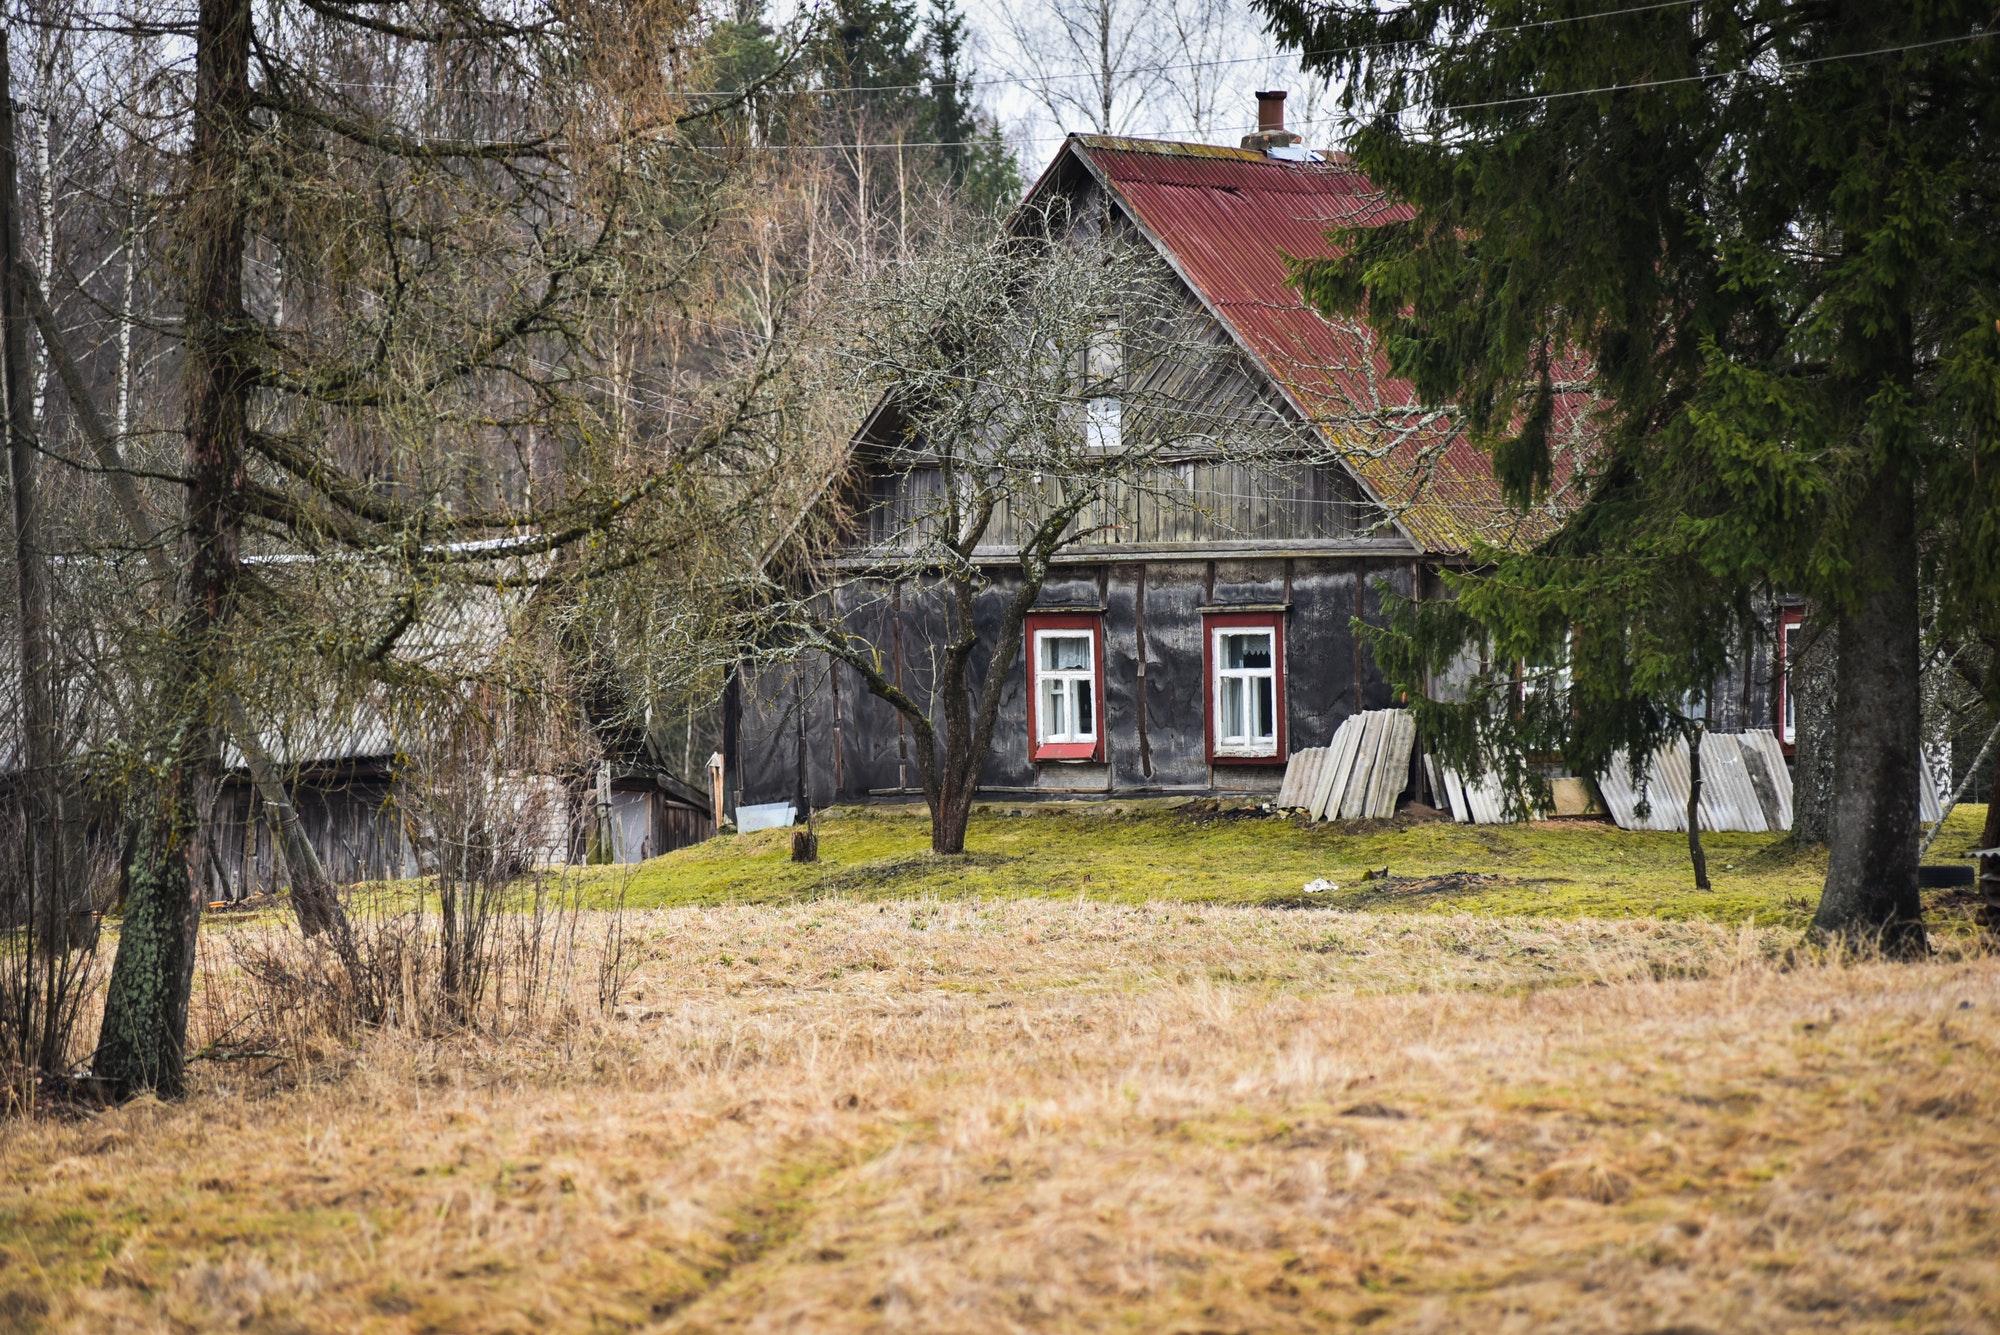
[853,256,1396,559]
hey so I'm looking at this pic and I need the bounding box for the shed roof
[1038,134,1589,554]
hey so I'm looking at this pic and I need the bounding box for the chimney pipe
[1242,90,1303,153]
[1257,90,1286,134]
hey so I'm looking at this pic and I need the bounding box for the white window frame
[1779,610,1801,747]
[1034,628,1098,747]
[1212,625,1279,757]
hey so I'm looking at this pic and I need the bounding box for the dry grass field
[3,809,1998,1332]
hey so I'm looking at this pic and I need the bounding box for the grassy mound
[597,800,1991,930]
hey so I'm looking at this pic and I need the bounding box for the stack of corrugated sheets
[1278,721,1815,833]
[1428,759,1524,824]
[1595,730,1794,833]
[1274,709,1417,821]
[1920,749,1950,825]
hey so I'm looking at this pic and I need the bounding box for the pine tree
[1256,0,2000,952]
[793,0,1021,212]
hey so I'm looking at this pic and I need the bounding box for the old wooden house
[725,99,1781,817]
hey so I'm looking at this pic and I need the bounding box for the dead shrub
[195,713,632,1066]
[0,793,120,1114]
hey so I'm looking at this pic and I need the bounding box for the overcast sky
[957,0,1341,165]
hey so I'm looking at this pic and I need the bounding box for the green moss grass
[592,800,1992,929]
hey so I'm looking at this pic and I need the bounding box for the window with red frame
[1205,611,1285,763]
[1776,604,1805,754]
[1027,613,1104,762]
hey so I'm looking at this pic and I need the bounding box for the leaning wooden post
[1686,722,1710,891]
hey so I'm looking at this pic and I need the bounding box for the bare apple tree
[788,211,1313,854]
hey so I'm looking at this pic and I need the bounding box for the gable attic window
[1028,613,1104,762]
[1085,325,1121,451]
[1206,611,1285,762]
[1085,396,1122,451]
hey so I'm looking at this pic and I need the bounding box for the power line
[188,20,1993,162]
[762,0,1704,100]
[1438,25,1997,112]
[756,26,1999,151]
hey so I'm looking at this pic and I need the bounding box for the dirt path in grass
[3,901,1996,1333]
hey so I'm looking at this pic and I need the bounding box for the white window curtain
[1036,631,1097,744]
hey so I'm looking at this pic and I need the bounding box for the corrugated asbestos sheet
[1274,709,1415,820]
[1277,709,1525,824]
[1282,723,1952,837]
[218,586,520,769]
[1437,765,1521,824]
[1070,135,1593,555]
[1597,731,1795,833]
[1920,749,1948,825]
[1275,746,1325,809]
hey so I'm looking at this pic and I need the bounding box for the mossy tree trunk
[92,780,203,1097]
[95,0,252,1097]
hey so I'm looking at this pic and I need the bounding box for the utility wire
[1440,25,1997,112]
[760,26,1999,151]
[60,25,1982,160]
[77,0,1700,104]
[733,0,1704,100]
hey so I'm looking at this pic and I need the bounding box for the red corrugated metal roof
[1050,134,1588,554]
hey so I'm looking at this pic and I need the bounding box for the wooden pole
[1686,723,1710,890]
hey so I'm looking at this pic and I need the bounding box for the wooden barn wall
[209,777,415,901]
[735,556,1416,809]
[603,783,712,862]
[651,797,714,855]
[211,773,709,896]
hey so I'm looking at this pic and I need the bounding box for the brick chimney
[1241,90,1302,152]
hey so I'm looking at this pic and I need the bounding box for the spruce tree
[1255,0,2000,951]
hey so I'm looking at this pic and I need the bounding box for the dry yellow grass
[3,900,1998,1333]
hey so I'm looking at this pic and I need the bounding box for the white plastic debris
[735,801,797,832]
